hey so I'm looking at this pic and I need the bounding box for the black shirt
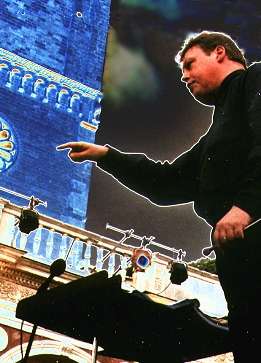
[98,63,261,226]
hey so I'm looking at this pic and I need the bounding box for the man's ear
[215,45,226,63]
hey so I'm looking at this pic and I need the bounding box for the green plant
[189,258,217,274]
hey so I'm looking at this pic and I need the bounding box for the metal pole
[22,324,37,362]
[0,187,47,207]
[91,337,98,363]
[106,223,186,260]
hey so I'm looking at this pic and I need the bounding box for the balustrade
[0,198,228,317]
[0,199,135,277]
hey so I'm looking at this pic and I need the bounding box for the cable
[158,281,172,295]
[20,320,24,360]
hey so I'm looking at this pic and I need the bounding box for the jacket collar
[214,69,245,106]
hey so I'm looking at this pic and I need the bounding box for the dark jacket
[98,63,261,226]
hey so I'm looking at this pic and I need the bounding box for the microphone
[50,258,66,277]
[37,259,66,295]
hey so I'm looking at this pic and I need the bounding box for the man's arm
[57,139,204,206]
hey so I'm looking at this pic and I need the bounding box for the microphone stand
[22,259,66,363]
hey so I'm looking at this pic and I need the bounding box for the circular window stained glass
[0,116,17,172]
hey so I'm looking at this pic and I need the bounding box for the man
[57,32,261,362]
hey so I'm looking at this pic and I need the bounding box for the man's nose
[181,72,189,83]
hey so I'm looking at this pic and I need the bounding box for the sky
[86,0,261,261]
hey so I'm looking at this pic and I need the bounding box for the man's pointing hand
[56,142,109,163]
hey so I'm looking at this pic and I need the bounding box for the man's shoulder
[238,62,261,89]
[242,62,261,101]
[246,62,261,75]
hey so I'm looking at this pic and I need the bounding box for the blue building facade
[0,0,111,227]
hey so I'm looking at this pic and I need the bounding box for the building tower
[0,0,111,227]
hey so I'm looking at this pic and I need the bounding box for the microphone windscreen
[50,259,66,277]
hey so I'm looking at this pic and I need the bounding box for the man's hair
[176,31,247,68]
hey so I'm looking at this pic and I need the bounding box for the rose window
[0,116,17,172]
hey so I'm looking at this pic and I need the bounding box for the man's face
[181,45,222,105]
